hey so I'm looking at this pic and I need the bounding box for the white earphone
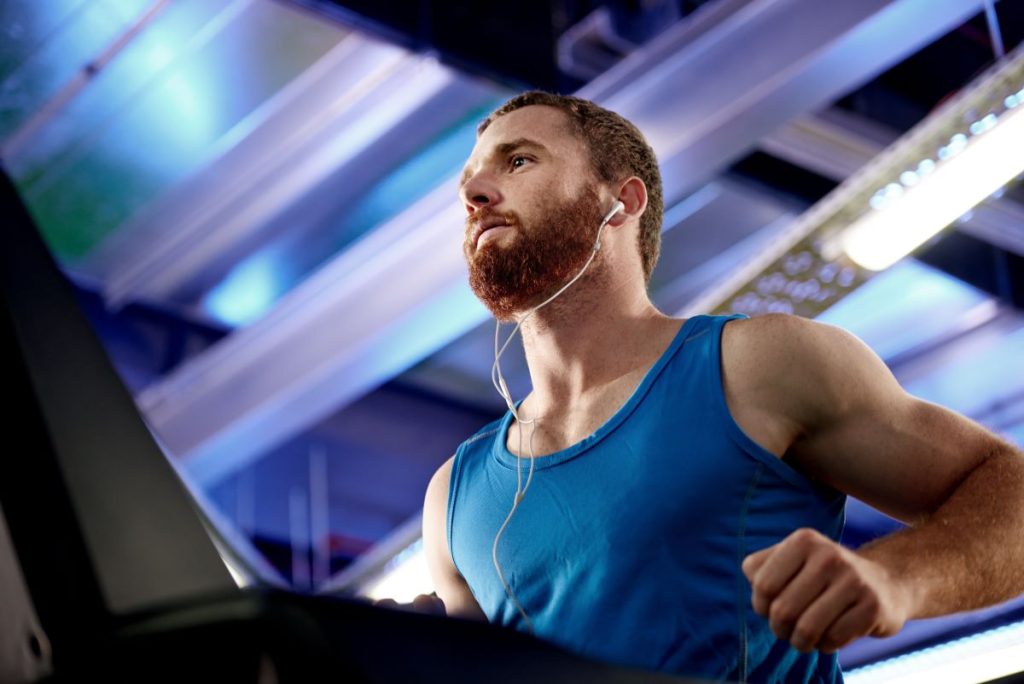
[489,199,625,632]
[593,201,624,252]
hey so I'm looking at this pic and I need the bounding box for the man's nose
[460,173,501,214]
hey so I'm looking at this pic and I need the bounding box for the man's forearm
[857,445,1024,619]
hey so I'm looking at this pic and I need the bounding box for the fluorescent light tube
[841,101,1024,271]
[364,543,434,603]
[846,621,1024,684]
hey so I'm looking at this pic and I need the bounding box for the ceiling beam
[584,0,987,205]
[83,32,492,309]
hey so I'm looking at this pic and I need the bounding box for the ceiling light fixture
[685,39,1024,319]
[840,85,1024,271]
[845,620,1024,684]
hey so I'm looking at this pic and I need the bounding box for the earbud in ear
[595,201,625,252]
[604,201,625,223]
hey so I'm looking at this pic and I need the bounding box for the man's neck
[515,278,679,418]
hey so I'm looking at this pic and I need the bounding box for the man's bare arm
[422,456,488,621]
[732,314,1024,652]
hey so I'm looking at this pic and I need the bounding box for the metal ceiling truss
[763,109,1024,259]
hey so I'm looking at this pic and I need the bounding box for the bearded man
[416,91,1024,682]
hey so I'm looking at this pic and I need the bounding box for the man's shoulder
[722,312,897,431]
[722,312,856,363]
[721,314,847,403]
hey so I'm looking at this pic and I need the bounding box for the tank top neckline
[491,315,705,471]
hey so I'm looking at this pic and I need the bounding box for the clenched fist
[742,528,915,653]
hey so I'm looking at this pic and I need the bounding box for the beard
[464,185,606,321]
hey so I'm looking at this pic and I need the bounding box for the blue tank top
[447,314,846,683]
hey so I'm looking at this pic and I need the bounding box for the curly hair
[478,91,663,284]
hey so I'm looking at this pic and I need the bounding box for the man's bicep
[422,456,487,621]
[781,320,1002,524]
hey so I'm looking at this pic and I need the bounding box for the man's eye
[510,156,530,170]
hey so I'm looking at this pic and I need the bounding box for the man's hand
[373,593,447,616]
[742,528,915,653]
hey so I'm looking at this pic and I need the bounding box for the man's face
[459,106,606,321]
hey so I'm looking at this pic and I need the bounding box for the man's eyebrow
[459,138,549,187]
[495,137,548,157]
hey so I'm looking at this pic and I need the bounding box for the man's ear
[609,177,647,227]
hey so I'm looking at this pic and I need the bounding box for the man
[419,91,1024,682]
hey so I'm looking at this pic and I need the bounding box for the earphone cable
[488,202,620,633]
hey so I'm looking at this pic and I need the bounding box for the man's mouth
[471,216,513,247]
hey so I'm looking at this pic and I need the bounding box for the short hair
[478,91,664,284]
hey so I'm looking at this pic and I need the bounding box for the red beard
[464,186,605,321]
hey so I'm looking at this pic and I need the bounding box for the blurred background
[2,0,1023,679]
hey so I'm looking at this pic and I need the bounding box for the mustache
[465,207,521,238]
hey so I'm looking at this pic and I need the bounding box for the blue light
[1006,422,1024,449]
[947,133,968,156]
[102,5,221,176]
[870,182,905,210]
[203,251,290,327]
[199,98,507,327]
[970,113,999,135]
[662,184,720,229]
[327,99,506,252]
[904,326,1024,418]
[817,260,989,361]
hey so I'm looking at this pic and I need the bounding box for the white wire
[488,203,619,632]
